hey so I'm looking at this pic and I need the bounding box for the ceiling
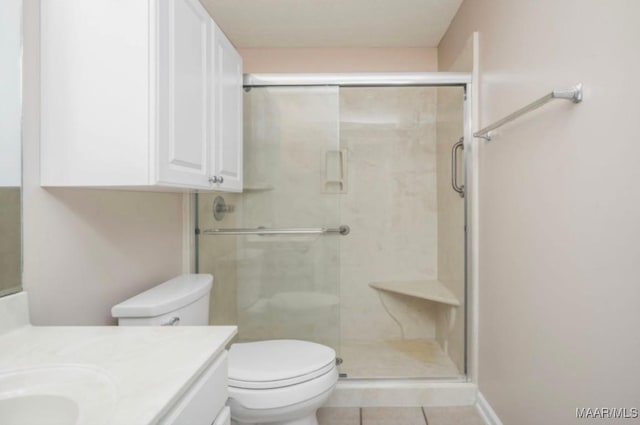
[199,0,464,48]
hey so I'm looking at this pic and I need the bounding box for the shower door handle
[451,137,465,197]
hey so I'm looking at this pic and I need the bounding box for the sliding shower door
[335,86,467,379]
[197,78,469,381]
[197,86,343,354]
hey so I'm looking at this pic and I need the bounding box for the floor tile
[317,407,360,425]
[423,406,485,425]
[362,407,426,425]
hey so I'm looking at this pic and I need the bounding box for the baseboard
[476,392,503,425]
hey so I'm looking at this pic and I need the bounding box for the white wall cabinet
[156,0,213,189]
[41,0,243,192]
[212,25,243,192]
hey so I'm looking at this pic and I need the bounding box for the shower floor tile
[338,339,460,378]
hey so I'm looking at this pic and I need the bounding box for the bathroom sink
[0,365,117,425]
[0,394,78,425]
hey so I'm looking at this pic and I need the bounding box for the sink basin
[0,365,117,425]
[0,394,78,425]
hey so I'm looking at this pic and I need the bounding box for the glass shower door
[197,86,343,354]
[198,80,469,380]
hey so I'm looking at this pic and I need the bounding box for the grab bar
[201,225,350,236]
[451,137,464,197]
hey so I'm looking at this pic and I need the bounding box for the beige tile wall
[435,85,466,372]
[197,192,241,326]
[339,87,439,342]
[198,87,342,348]
[240,87,341,348]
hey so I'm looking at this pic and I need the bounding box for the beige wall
[21,0,185,325]
[240,48,438,73]
[0,188,21,296]
[440,0,640,423]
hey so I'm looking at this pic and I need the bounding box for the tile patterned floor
[317,406,485,425]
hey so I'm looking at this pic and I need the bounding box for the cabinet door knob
[218,176,224,183]
[209,176,219,184]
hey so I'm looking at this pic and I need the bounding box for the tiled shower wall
[435,86,466,373]
[338,87,439,342]
[198,86,466,372]
[236,87,341,348]
[197,192,242,327]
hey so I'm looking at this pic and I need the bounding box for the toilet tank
[111,274,212,326]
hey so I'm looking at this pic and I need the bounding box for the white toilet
[111,274,338,425]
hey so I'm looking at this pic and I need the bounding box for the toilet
[111,274,338,425]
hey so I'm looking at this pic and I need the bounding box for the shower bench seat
[369,280,460,354]
[369,280,460,307]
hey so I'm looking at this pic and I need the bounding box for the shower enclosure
[196,73,471,381]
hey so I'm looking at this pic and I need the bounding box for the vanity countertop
[0,323,237,425]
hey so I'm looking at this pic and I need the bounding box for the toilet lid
[228,340,336,389]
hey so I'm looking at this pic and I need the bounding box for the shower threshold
[326,379,475,408]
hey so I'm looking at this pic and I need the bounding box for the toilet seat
[228,362,338,412]
[229,340,336,389]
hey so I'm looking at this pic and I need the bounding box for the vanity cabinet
[159,351,230,425]
[40,0,243,192]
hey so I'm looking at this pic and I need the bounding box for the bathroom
[2,1,640,425]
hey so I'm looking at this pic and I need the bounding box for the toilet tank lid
[111,274,213,318]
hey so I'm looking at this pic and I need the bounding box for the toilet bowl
[111,274,338,425]
[227,340,338,425]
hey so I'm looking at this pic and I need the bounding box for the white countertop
[0,323,237,425]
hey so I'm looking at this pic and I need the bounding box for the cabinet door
[212,407,231,425]
[157,0,212,188]
[212,25,243,192]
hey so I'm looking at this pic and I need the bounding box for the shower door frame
[240,72,477,384]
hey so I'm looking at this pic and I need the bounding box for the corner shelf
[369,280,461,355]
[369,280,460,307]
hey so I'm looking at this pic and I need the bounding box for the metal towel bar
[201,225,350,236]
[474,84,583,141]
